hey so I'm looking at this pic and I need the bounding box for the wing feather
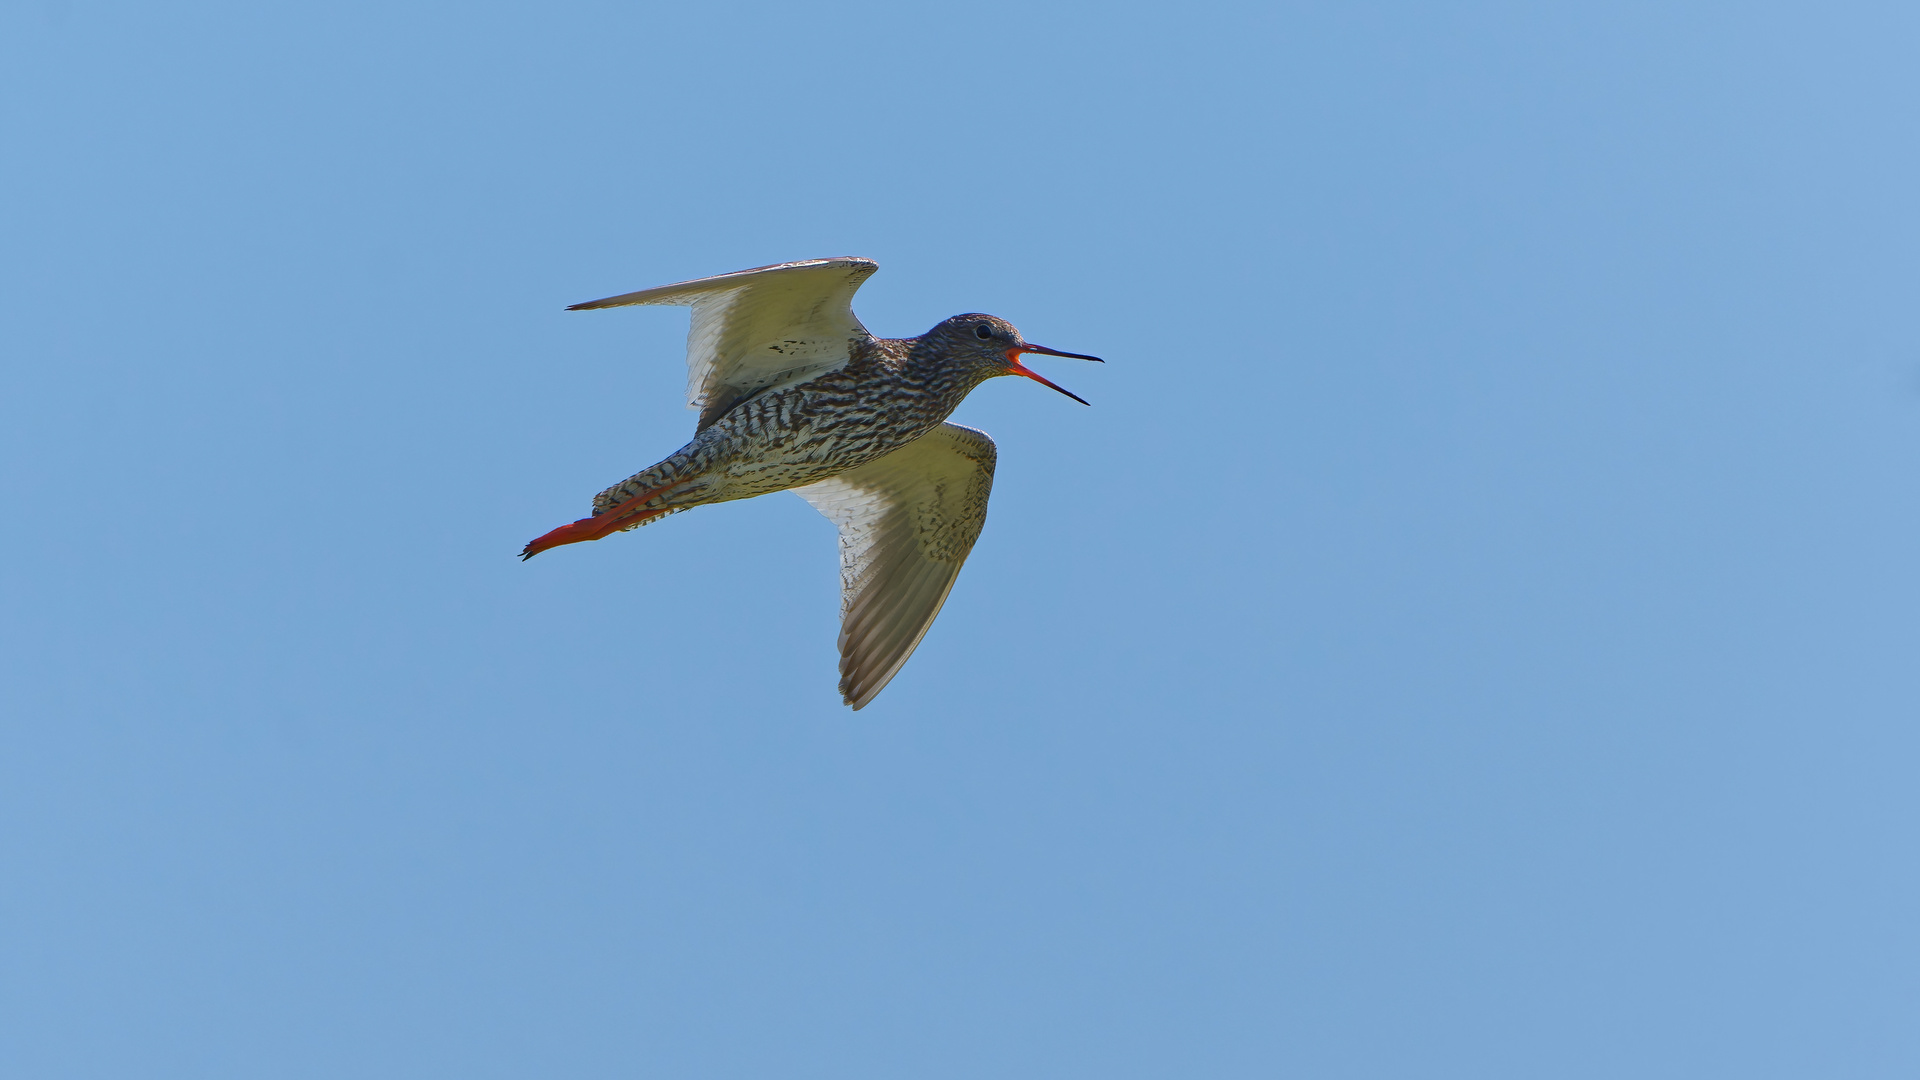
[569,257,879,431]
[794,423,998,709]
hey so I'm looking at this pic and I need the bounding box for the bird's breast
[690,374,956,498]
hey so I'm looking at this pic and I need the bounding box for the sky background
[3,2,1919,1076]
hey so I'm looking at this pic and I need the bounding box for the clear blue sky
[3,2,1917,1076]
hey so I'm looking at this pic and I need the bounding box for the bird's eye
[974,324,994,340]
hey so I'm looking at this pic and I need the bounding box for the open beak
[1008,343,1103,406]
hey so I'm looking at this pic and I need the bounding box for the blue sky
[3,2,1918,1076]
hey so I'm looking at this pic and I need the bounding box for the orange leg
[520,480,689,560]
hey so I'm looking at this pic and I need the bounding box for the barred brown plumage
[522,258,1100,709]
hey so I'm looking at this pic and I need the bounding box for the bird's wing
[570,257,879,431]
[793,423,998,710]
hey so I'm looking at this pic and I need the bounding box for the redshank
[522,257,1100,709]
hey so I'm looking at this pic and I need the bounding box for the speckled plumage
[522,258,1099,709]
[589,329,1005,524]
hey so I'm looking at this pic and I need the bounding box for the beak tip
[1018,344,1104,363]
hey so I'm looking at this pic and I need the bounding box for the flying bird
[523,257,1100,709]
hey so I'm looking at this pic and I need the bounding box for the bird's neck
[870,336,998,405]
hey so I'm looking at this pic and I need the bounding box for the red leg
[520,481,687,560]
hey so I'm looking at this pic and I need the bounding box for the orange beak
[1006,343,1102,406]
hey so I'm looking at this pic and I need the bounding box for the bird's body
[586,335,996,522]
[523,257,1098,708]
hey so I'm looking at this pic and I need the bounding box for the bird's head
[927,314,1102,405]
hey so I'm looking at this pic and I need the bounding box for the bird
[521,257,1101,709]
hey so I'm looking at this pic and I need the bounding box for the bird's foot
[520,482,686,559]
